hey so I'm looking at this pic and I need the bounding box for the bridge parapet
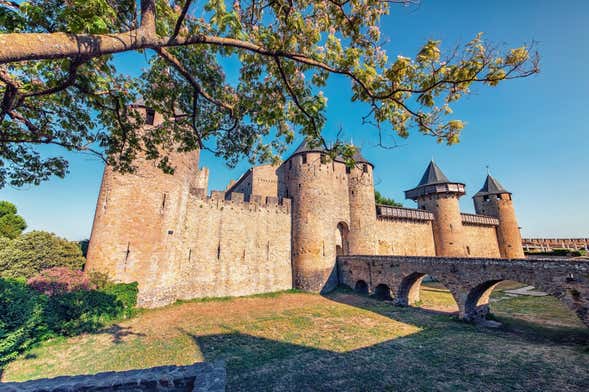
[336,255,589,327]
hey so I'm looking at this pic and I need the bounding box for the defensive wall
[337,255,589,327]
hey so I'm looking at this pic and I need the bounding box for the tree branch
[171,0,193,41]
[153,47,234,113]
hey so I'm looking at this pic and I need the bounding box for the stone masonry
[337,255,589,327]
[86,107,530,307]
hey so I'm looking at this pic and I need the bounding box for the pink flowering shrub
[27,267,95,296]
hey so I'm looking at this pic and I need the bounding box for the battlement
[376,204,434,221]
[460,212,499,226]
[189,187,291,213]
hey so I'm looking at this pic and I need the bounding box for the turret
[473,174,524,259]
[277,141,351,293]
[347,148,377,255]
[86,103,204,288]
[405,161,467,257]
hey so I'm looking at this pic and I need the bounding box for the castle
[86,105,525,307]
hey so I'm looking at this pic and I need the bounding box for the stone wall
[226,164,279,201]
[137,190,292,308]
[278,152,352,293]
[375,218,436,256]
[1,362,226,392]
[461,223,501,258]
[337,255,589,327]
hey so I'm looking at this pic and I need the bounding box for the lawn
[2,287,588,391]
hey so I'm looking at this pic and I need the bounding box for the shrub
[0,201,27,239]
[0,231,86,279]
[0,277,138,368]
[27,267,95,296]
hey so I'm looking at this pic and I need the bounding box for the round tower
[405,161,467,257]
[86,103,200,296]
[347,149,377,255]
[278,141,351,293]
[473,174,524,259]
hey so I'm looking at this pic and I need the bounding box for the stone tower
[347,149,377,255]
[85,103,203,289]
[473,174,525,259]
[278,141,351,293]
[405,161,467,257]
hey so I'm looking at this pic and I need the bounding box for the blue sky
[1,0,588,240]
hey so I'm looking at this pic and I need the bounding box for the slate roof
[417,160,450,186]
[474,174,511,196]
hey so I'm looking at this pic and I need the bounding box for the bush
[27,267,95,296]
[0,201,27,239]
[0,277,138,368]
[0,231,86,279]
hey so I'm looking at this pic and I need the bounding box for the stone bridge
[336,255,589,327]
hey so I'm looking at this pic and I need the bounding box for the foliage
[375,190,402,207]
[0,1,539,187]
[0,231,86,279]
[0,200,27,239]
[0,277,137,368]
[27,267,95,296]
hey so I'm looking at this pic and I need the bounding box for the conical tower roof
[417,160,450,186]
[292,139,326,155]
[405,160,465,200]
[474,174,511,197]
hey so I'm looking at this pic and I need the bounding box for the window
[145,108,155,125]
[302,153,307,164]
[484,195,490,202]
[466,246,471,255]
[362,164,368,173]
[346,166,351,174]
[320,154,327,164]
[289,160,292,169]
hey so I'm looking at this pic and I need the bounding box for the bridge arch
[374,283,393,300]
[395,272,460,311]
[464,277,589,326]
[354,280,369,295]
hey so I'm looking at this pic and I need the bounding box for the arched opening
[397,273,458,314]
[354,280,369,295]
[374,284,393,301]
[336,222,349,256]
[466,280,588,331]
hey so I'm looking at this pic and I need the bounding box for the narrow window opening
[302,153,307,164]
[484,195,490,202]
[124,242,130,271]
[466,246,471,255]
[145,108,156,125]
[289,160,292,169]
[362,164,368,173]
[322,241,325,256]
[346,166,351,174]
[161,193,167,210]
[188,248,192,262]
[320,154,327,164]
[266,241,270,261]
[217,244,221,259]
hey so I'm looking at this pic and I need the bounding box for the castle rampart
[86,109,528,306]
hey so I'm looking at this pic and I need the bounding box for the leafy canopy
[375,190,402,207]
[0,200,27,238]
[0,230,86,279]
[0,1,539,187]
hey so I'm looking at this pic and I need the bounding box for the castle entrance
[336,222,350,256]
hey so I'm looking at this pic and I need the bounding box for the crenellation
[86,110,526,307]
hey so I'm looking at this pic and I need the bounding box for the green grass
[2,288,588,391]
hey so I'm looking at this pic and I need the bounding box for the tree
[375,190,401,207]
[0,200,26,238]
[0,1,539,187]
[0,231,86,279]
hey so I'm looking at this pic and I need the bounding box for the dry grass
[2,288,589,391]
